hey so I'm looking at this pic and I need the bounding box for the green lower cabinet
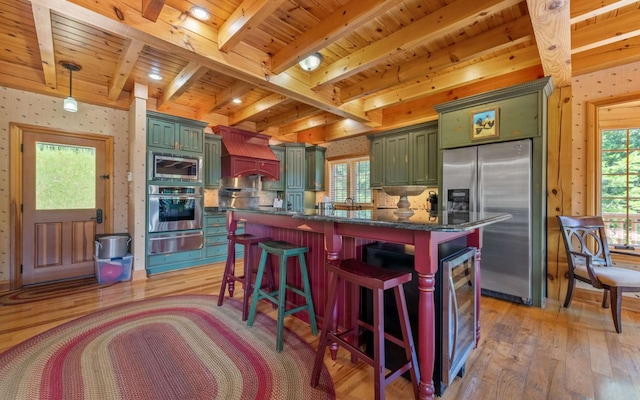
[146,249,204,274]
[202,215,244,264]
[146,215,244,274]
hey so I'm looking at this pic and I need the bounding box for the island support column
[413,230,438,400]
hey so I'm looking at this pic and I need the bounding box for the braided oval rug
[0,295,335,400]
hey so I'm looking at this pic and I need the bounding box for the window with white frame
[328,156,371,204]
[600,128,640,247]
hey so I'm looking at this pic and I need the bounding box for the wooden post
[546,86,573,301]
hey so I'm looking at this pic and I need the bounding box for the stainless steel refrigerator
[442,139,532,305]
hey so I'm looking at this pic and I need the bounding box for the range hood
[212,125,280,181]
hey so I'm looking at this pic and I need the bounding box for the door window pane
[36,142,96,210]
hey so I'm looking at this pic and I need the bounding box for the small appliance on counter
[428,191,438,212]
[218,176,260,209]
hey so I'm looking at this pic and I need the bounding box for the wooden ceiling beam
[317,65,544,142]
[218,0,286,53]
[279,112,344,134]
[31,3,56,90]
[381,65,544,130]
[255,104,320,132]
[37,0,374,124]
[142,0,166,22]
[526,0,571,87]
[0,60,130,110]
[157,61,209,111]
[228,92,289,125]
[197,81,253,119]
[571,8,640,54]
[570,0,636,23]
[341,15,534,103]
[364,46,541,112]
[108,39,144,101]
[572,35,640,76]
[269,0,403,75]
[309,0,521,88]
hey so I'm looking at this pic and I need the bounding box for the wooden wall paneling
[546,86,573,301]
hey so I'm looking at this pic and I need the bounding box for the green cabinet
[411,128,438,186]
[202,215,244,264]
[286,192,305,212]
[369,121,438,188]
[285,143,306,212]
[147,111,206,154]
[384,133,410,186]
[204,134,222,188]
[285,143,306,191]
[305,145,326,191]
[370,137,384,189]
[262,146,285,191]
[179,126,204,153]
[146,214,245,274]
[147,118,176,150]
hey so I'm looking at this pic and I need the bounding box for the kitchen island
[225,208,510,400]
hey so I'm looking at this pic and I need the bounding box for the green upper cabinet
[179,126,204,153]
[146,111,207,154]
[369,121,438,188]
[285,143,306,191]
[437,89,548,149]
[204,134,222,188]
[262,146,285,191]
[147,118,175,150]
[305,146,326,191]
[411,127,438,186]
[369,136,384,189]
[384,133,410,186]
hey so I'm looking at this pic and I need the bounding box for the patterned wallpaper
[0,86,130,283]
[572,60,640,215]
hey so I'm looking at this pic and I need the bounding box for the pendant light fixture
[60,61,82,113]
[298,53,323,71]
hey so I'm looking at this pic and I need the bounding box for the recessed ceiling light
[232,98,242,104]
[148,72,162,81]
[190,6,210,21]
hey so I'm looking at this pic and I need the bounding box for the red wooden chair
[557,215,640,333]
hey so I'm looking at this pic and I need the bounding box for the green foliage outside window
[36,142,96,210]
[601,128,640,245]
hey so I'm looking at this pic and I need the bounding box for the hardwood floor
[2,262,640,399]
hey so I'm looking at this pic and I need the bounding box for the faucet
[345,197,354,210]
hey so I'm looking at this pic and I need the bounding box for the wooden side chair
[557,215,640,333]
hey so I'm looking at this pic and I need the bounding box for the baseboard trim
[0,279,9,294]
[131,269,147,281]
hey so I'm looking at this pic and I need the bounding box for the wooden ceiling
[1,0,639,143]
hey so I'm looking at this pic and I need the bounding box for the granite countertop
[229,208,511,232]
[203,207,225,215]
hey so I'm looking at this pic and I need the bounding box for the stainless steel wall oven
[147,185,203,254]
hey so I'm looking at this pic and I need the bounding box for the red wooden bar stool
[217,233,274,321]
[247,240,318,352]
[311,258,420,400]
